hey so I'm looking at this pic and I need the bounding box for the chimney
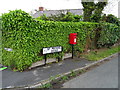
[39,7,44,11]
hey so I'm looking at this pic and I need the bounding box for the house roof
[32,9,83,18]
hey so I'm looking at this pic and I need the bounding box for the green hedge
[2,10,120,71]
[0,16,1,64]
[97,23,120,47]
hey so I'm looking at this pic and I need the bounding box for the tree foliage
[106,14,120,26]
[82,0,107,22]
[101,14,120,26]
[82,1,96,22]
[36,12,83,22]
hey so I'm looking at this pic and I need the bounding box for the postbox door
[69,33,77,44]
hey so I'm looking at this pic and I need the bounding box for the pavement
[1,57,94,89]
[0,53,119,89]
[63,54,119,88]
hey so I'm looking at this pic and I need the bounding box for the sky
[0,0,119,17]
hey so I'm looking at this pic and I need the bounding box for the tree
[90,1,107,22]
[81,0,108,22]
[101,14,107,21]
[106,14,120,26]
[81,1,96,21]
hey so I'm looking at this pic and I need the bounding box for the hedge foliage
[2,10,120,71]
[97,23,120,47]
[106,14,120,26]
[0,31,1,64]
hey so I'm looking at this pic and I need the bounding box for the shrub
[35,14,49,21]
[90,14,101,22]
[2,10,98,71]
[49,13,66,21]
[2,10,119,71]
[106,14,120,26]
[0,16,2,30]
[2,10,38,71]
[74,15,83,22]
[101,14,120,26]
[97,22,120,48]
[0,35,1,64]
[36,12,83,22]
[61,12,75,22]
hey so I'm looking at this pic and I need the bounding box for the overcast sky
[0,0,119,17]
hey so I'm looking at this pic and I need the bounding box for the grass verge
[81,45,120,61]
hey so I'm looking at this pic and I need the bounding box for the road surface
[63,55,119,88]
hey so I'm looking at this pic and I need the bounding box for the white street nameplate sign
[43,46,62,54]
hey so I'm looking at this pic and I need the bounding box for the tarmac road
[63,54,119,88]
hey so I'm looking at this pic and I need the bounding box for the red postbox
[69,33,77,44]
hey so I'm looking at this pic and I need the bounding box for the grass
[81,45,120,61]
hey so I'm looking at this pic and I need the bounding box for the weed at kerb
[61,76,69,81]
[40,83,52,88]
[70,70,76,77]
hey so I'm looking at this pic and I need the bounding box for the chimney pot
[39,7,44,11]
